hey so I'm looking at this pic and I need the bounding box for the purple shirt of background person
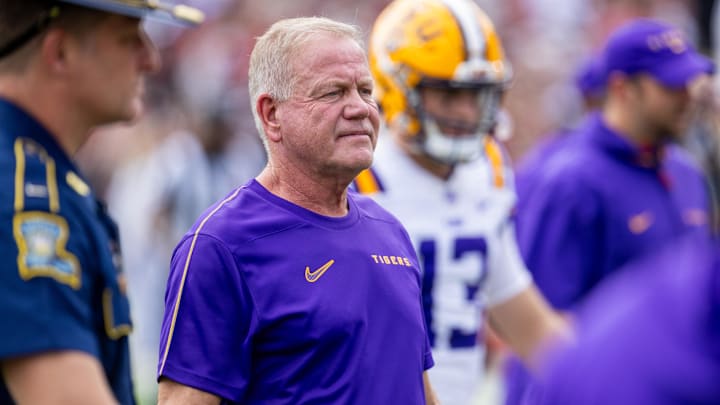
[517,111,710,309]
[506,112,710,405]
[508,19,715,405]
[532,233,720,404]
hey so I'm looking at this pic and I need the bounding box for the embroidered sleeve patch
[12,212,81,289]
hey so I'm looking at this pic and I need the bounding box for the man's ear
[39,29,70,75]
[607,71,633,101]
[257,94,282,142]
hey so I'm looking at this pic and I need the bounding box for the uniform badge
[13,212,81,289]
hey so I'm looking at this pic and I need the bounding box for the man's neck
[602,105,657,147]
[0,74,89,156]
[256,164,351,217]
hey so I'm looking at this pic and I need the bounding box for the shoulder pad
[483,137,514,190]
[352,168,385,194]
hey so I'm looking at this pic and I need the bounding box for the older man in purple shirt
[156,16,436,405]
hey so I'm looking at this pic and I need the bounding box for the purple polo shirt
[516,112,710,309]
[534,234,720,404]
[157,180,433,404]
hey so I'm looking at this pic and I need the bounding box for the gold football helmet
[369,0,512,163]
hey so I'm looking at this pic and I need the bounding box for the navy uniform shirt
[0,99,135,404]
[516,112,710,310]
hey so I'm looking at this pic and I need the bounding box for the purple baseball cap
[601,18,714,89]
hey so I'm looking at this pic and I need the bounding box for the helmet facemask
[410,79,504,164]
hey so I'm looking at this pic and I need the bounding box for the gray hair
[248,16,364,148]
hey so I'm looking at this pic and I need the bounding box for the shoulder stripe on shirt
[13,138,60,213]
[13,139,24,211]
[483,137,505,188]
[159,187,243,375]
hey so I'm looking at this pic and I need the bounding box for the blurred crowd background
[73,0,720,403]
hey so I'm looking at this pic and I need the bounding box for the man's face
[275,34,380,179]
[406,85,500,164]
[419,86,485,137]
[630,74,694,142]
[69,14,161,127]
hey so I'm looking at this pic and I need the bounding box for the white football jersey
[354,134,531,405]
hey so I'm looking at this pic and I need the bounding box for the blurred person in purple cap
[510,17,714,403]
[505,51,607,405]
[532,231,720,404]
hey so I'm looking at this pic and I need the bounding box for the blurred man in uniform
[0,1,202,404]
[356,0,568,403]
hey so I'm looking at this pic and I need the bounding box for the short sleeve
[158,234,257,401]
[481,219,532,307]
[423,329,435,370]
[0,209,98,360]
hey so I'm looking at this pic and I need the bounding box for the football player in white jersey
[354,0,569,403]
